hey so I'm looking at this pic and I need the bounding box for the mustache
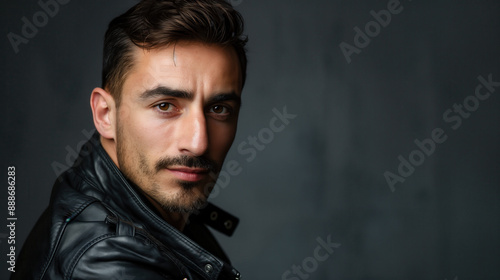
[155,155,218,173]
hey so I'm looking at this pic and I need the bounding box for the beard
[147,181,208,214]
[148,154,218,213]
[115,123,219,214]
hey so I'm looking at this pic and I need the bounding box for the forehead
[122,42,242,99]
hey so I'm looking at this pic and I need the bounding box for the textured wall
[1,0,499,279]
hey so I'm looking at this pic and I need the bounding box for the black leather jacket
[13,133,241,280]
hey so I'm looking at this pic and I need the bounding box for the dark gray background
[1,0,499,279]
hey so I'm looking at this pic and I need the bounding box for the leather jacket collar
[70,132,241,280]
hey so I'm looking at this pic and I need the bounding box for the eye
[208,105,233,121]
[156,102,174,112]
[210,105,228,114]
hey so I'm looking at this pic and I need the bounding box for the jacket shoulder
[51,202,190,279]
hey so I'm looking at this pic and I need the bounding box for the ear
[90,87,116,140]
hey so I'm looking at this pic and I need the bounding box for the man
[13,0,247,279]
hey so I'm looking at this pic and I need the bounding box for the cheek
[209,122,237,159]
[119,109,171,158]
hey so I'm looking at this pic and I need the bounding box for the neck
[146,196,190,231]
[100,136,119,167]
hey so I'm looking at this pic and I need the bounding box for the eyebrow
[139,86,241,107]
[139,86,192,100]
[207,92,241,107]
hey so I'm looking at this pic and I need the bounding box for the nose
[177,108,209,156]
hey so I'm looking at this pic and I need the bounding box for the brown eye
[209,105,232,121]
[211,105,225,114]
[157,103,171,111]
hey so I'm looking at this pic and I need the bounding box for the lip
[166,167,209,182]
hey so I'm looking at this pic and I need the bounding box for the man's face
[114,41,242,214]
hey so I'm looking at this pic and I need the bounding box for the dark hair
[102,0,248,106]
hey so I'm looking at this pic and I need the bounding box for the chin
[153,185,208,214]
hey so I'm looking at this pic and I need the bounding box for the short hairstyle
[102,0,248,106]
